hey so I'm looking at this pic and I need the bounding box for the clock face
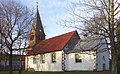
[40,30,42,32]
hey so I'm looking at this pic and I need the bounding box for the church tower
[28,7,45,47]
[25,3,45,71]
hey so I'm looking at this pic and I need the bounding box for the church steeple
[28,6,45,46]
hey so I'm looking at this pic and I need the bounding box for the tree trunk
[9,50,13,74]
[4,57,7,71]
[19,57,22,74]
[111,49,117,74]
[110,31,117,74]
[110,0,117,73]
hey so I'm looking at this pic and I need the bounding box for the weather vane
[36,0,38,9]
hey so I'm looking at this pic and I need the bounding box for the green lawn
[0,71,110,74]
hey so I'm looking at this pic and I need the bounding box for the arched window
[51,53,56,63]
[103,56,105,61]
[33,56,37,64]
[103,63,105,70]
[41,54,45,63]
[30,35,34,41]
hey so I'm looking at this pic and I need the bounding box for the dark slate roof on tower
[32,8,45,35]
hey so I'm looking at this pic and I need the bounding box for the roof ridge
[43,30,76,41]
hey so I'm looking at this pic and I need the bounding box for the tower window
[30,35,34,41]
[38,35,41,41]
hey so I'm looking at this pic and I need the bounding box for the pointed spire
[32,2,43,32]
[28,1,45,46]
[36,0,39,21]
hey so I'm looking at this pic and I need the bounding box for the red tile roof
[27,31,76,55]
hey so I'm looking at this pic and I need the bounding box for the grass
[0,71,110,74]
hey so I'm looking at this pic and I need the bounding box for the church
[25,8,110,71]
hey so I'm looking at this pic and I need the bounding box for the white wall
[66,51,96,71]
[96,51,109,71]
[27,55,37,71]
[96,38,110,71]
[27,51,63,71]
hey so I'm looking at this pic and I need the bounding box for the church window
[75,53,82,63]
[30,35,34,41]
[51,53,56,63]
[41,54,45,63]
[103,63,105,70]
[103,56,105,61]
[33,56,37,64]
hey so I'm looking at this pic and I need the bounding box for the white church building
[25,8,110,72]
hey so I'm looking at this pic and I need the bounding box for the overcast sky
[19,0,77,38]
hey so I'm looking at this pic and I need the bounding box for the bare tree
[61,0,120,74]
[0,0,33,74]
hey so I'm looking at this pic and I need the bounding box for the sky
[19,0,77,38]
